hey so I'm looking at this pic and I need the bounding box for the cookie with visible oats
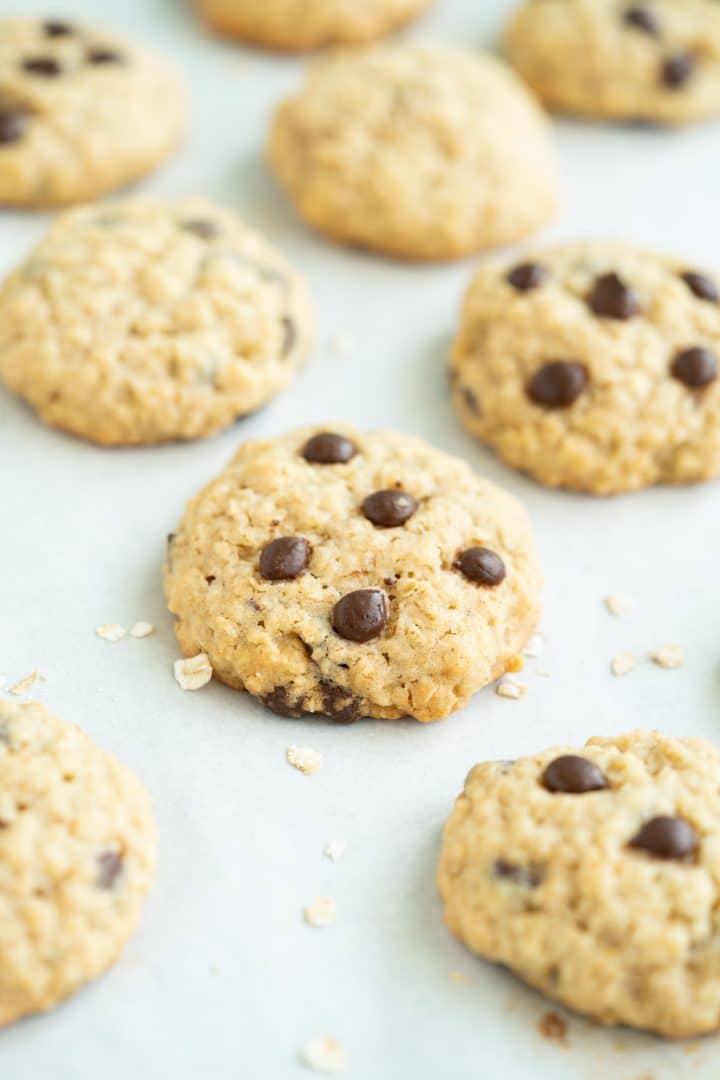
[0,197,312,445]
[267,44,558,260]
[505,0,720,126]
[164,425,541,723]
[0,17,185,206]
[438,729,720,1038]
[0,699,156,1027]
[450,240,720,494]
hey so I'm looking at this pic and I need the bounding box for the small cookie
[505,0,720,126]
[0,699,156,1026]
[450,241,720,494]
[267,45,558,260]
[0,18,186,206]
[0,198,312,445]
[194,0,433,50]
[438,730,720,1039]
[164,425,541,723]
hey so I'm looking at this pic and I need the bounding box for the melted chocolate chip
[662,52,695,88]
[332,589,387,643]
[671,346,718,389]
[281,316,296,358]
[454,547,506,587]
[588,272,640,320]
[321,683,363,724]
[629,815,698,860]
[22,57,62,77]
[86,48,125,65]
[506,262,549,293]
[181,219,219,240]
[494,859,542,888]
[623,6,660,35]
[542,755,609,794]
[259,536,311,580]
[362,489,418,528]
[681,271,719,304]
[97,850,123,889]
[302,432,357,465]
[262,686,305,718]
[0,107,28,145]
[43,20,74,37]
[527,361,588,409]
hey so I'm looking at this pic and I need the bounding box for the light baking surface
[2,1,719,1076]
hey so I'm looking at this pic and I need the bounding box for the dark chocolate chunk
[362,489,418,528]
[454,547,506,586]
[332,589,387,642]
[527,361,588,408]
[542,755,609,794]
[629,815,698,860]
[302,432,357,465]
[259,536,311,580]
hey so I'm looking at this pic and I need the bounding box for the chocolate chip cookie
[267,44,558,260]
[438,729,720,1038]
[505,0,720,125]
[164,426,541,722]
[0,699,156,1026]
[0,198,312,445]
[451,240,720,494]
[0,17,185,206]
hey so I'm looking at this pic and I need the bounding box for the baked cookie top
[505,0,720,125]
[267,44,558,260]
[451,240,720,494]
[438,729,720,1038]
[0,197,313,446]
[0,699,156,1027]
[194,0,433,50]
[0,17,185,206]
[165,425,541,723]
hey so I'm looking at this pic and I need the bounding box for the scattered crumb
[287,745,323,775]
[95,623,126,643]
[449,970,471,985]
[611,652,637,677]
[535,667,551,678]
[173,653,213,690]
[303,896,336,928]
[523,633,544,659]
[496,677,527,700]
[300,1035,347,1073]
[9,670,40,696]
[604,593,632,617]
[538,1011,568,1046]
[324,839,347,863]
[328,332,356,357]
[129,621,155,639]
[650,644,684,670]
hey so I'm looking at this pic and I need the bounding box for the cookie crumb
[300,1035,347,1073]
[538,1011,568,1046]
[496,677,527,700]
[535,667,551,678]
[605,593,632,616]
[173,653,212,690]
[129,621,155,639]
[96,623,126,643]
[287,745,323,775]
[324,839,347,862]
[304,896,336,927]
[650,644,684,669]
[611,652,637,677]
[523,633,544,659]
[8,670,40,696]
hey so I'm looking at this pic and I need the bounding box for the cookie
[505,0,720,126]
[194,0,433,50]
[0,17,186,206]
[0,198,313,446]
[164,425,541,723]
[0,699,156,1026]
[267,45,558,260]
[450,241,720,494]
[437,729,720,1039]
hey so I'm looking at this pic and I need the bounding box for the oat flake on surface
[611,652,637,677]
[173,653,213,690]
[96,624,127,643]
[8,670,40,696]
[496,677,527,700]
[605,593,632,616]
[300,1035,347,1073]
[130,621,155,639]
[650,644,684,670]
[324,839,347,863]
[287,745,323,775]
[303,896,336,927]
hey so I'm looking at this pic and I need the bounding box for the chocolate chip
[527,361,588,409]
[321,683,362,724]
[332,589,387,643]
[506,262,549,292]
[588,272,640,320]
[86,48,125,65]
[629,815,698,860]
[181,219,219,240]
[97,851,123,889]
[281,316,296,358]
[623,6,660,35]
[681,271,719,304]
[259,536,311,580]
[22,57,62,77]
[494,859,542,888]
[262,686,305,718]
[542,755,609,794]
[454,547,506,587]
[671,346,718,389]
[362,489,418,528]
[302,432,357,465]
[662,52,695,89]
[43,20,74,37]
[0,107,28,145]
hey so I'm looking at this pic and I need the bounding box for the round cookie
[0,198,313,446]
[505,0,720,126]
[450,240,720,494]
[0,699,156,1026]
[438,729,720,1039]
[194,0,433,50]
[0,17,186,206]
[164,425,541,723]
[267,45,558,260]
